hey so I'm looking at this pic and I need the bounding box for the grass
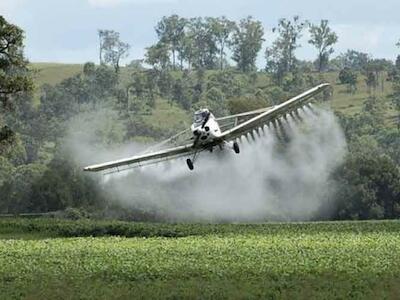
[29,62,83,86]
[29,63,395,107]
[323,71,398,126]
[29,63,83,106]
[1,218,400,299]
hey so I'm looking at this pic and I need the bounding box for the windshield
[194,111,208,124]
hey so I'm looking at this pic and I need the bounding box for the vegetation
[98,30,130,73]
[308,20,338,72]
[1,219,400,299]
[0,16,33,108]
[0,14,400,221]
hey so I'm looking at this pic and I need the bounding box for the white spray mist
[66,105,347,222]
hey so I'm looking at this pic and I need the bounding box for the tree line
[99,14,395,95]
[99,15,338,74]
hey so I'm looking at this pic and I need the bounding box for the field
[1,219,400,299]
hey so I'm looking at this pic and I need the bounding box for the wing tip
[319,82,331,88]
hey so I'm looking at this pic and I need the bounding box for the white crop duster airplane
[84,83,330,172]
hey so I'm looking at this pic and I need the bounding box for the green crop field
[1,218,400,299]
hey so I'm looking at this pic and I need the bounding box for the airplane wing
[84,83,329,173]
[218,83,330,142]
[83,143,196,172]
[215,107,273,122]
[215,107,275,132]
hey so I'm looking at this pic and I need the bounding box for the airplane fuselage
[191,110,222,146]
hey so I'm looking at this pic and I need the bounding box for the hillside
[30,63,83,86]
[29,62,397,127]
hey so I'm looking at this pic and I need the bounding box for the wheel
[233,141,240,154]
[186,158,194,170]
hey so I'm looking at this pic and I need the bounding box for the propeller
[192,111,211,147]
[201,112,211,129]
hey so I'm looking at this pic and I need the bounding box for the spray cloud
[67,105,347,222]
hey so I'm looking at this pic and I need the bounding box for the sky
[1,0,400,66]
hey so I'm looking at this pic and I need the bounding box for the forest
[1,14,400,221]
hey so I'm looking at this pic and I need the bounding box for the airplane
[83,83,330,173]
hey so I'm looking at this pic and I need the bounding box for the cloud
[87,0,177,8]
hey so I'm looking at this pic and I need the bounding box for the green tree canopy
[265,16,307,83]
[155,15,187,70]
[231,16,264,72]
[0,16,33,108]
[308,20,338,72]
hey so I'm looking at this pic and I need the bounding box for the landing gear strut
[233,141,240,154]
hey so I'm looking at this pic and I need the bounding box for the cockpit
[193,109,210,125]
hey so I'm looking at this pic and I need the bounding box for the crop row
[1,218,400,238]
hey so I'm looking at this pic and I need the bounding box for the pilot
[194,109,209,125]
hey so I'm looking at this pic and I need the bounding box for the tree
[187,17,218,70]
[29,153,104,212]
[337,50,370,71]
[231,16,264,72]
[308,20,338,72]
[396,39,400,49]
[180,34,195,70]
[206,70,242,98]
[207,17,235,70]
[0,163,46,213]
[83,62,96,77]
[365,71,378,95]
[227,95,268,115]
[391,76,400,128]
[92,65,119,98]
[172,78,191,110]
[122,70,157,115]
[155,15,187,70]
[363,59,390,94]
[265,16,306,83]
[145,42,170,71]
[334,136,400,220]
[0,156,13,187]
[98,29,130,72]
[0,127,26,165]
[0,16,33,108]
[98,30,105,64]
[339,67,357,93]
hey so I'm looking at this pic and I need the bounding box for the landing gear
[233,141,240,154]
[186,151,199,171]
[186,158,194,171]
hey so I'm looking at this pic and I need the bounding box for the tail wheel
[233,142,240,154]
[186,158,194,171]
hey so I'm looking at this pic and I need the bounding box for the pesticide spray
[67,105,347,222]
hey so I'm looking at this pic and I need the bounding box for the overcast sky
[1,0,400,66]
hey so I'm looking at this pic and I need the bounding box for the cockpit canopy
[193,109,210,125]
